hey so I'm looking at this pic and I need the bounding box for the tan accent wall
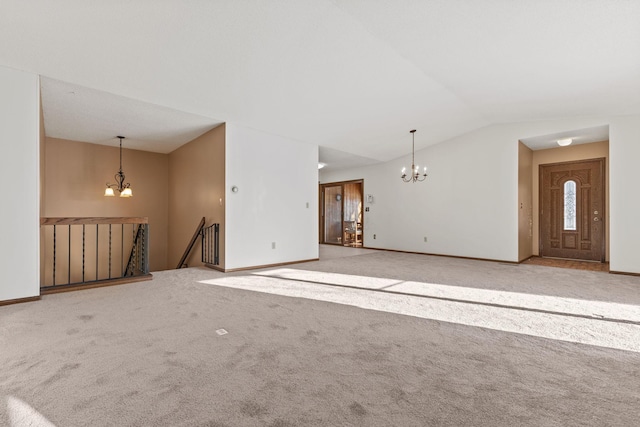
[43,138,169,271]
[532,140,609,260]
[168,124,225,269]
[518,142,533,261]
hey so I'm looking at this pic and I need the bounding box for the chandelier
[104,136,133,197]
[401,129,427,183]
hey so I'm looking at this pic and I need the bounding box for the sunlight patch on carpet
[200,272,640,353]
[254,268,640,323]
[7,396,56,427]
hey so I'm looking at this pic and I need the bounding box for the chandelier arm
[108,170,125,192]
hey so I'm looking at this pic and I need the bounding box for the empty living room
[1,1,640,426]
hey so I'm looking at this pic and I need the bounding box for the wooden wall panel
[324,185,343,243]
[343,182,362,223]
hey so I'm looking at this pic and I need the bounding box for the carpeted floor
[1,247,640,426]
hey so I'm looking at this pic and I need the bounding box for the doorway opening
[539,158,605,262]
[319,180,363,247]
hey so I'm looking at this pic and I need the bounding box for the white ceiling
[41,78,221,152]
[1,1,639,166]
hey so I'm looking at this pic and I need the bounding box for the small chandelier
[104,136,133,197]
[401,129,427,183]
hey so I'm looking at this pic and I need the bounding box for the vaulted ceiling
[1,1,639,168]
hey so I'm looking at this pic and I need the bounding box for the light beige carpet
[1,249,640,426]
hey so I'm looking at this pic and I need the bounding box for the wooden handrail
[176,217,206,269]
[41,217,149,226]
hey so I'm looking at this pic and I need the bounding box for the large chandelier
[401,129,427,183]
[104,136,133,197]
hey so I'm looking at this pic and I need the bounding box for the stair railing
[201,223,220,267]
[40,217,151,292]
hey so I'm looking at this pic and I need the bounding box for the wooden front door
[540,158,605,261]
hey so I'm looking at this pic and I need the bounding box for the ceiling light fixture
[104,136,133,197]
[557,138,573,147]
[401,129,427,183]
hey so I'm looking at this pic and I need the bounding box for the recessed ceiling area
[2,1,638,165]
[41,78,222,153]
[520,125,610,151]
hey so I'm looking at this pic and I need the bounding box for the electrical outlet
[424,236,428,242]
[373,234,376,239]
[272,242,276,249]
[306,202,309,208]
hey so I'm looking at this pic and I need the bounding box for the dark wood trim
[318,181,323,243]
[218,258,320,273]
[538,157,607,169]
[41,217,149,226]
[609,270,640,277]
[0,296,41,306]
[319,179,364,246]
[321,178,365,185]
[361,246,518,265]
[40,274,153,295]
[361,247,628,272]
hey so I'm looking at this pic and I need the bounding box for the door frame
[319,179,364,245]
[538,157,606,262]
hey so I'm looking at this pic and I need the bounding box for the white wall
[609,115,640,274]
[0,66,40,301]
[225,123,318,270]
[321,126,519,261]
[321,115,637,266]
